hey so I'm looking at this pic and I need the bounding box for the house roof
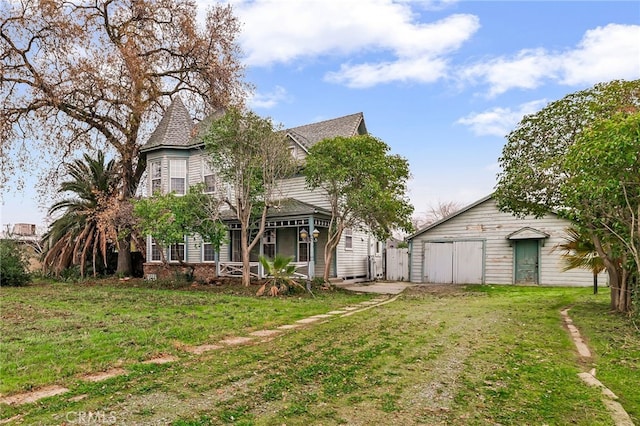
[406,194,494,241]
[141,97,195,152]
[220,198,330,222]
[285,113,366,150]
[141,100,367,154]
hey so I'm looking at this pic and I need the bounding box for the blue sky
[1,0,639,231]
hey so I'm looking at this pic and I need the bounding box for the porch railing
[218,261,312,280]
[219,262,259,278]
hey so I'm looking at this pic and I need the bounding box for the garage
[423,240,484,284]
[409,195,606,286]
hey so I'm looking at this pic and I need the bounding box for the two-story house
[139,97,384,283]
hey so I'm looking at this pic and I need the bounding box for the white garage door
[424,241,484,284]
[424,242,453,283]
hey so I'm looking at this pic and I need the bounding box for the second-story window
[203,162,215,194]
[150,161,162,194]
[170,159,186,195]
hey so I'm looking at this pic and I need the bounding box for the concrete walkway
[337,281,415,294]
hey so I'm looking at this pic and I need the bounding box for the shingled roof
[141,99,366,153]
[220,198,330,221]
[141,97,195,152]
[286,112,366,150]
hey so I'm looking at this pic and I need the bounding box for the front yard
[1,280,638,425]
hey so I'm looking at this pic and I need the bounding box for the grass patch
[569,301,640,424]
[2,283,638,425]
[0,278,372,395]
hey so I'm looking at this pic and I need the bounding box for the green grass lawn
[1,281,638,425]
[0,279,373,395]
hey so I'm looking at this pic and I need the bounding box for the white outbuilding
[407,194,605,286]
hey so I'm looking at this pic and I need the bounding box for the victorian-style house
[140,98,384,282]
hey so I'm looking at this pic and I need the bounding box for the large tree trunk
[116,235,132,276]
[241,226,251,287]
[591,234,626,313]
[323,248,333,283]
[322,226,343,282]
[115,151,138,277]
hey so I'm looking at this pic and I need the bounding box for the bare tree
[413,200,463,230]
[1,0,246,275]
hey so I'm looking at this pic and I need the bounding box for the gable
[407,194,566,242]
[506,227,550,240]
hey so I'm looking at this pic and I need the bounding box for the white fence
[385,248,409,281]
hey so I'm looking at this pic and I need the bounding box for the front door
[515,240,539,284]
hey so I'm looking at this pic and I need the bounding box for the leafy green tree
[133,184,227,273]
[0,240,31,286]
[202,108,296,286]
[495,79,640,218]
[304,134,414,281]
[562,112,640,312]
[495,79,640,313]
[42,151,118,277]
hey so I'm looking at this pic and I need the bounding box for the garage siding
[409,197,605,287]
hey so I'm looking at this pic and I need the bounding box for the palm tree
[256,254,308,296]
[553,226,605,294]
[42,151,118,277]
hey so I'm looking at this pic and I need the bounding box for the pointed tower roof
[141,97,195,152]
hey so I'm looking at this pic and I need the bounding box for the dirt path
[561,307,635,426]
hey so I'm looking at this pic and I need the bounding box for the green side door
[515,240,539,284]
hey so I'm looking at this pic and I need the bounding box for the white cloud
[561,24,640,86]
[460,49,561,97]
[206,2,638,93]
[456,99,547,137]
[461,23,640,97]
[227,0,479,87]
[247,86,290,109]
[325,56,448,88]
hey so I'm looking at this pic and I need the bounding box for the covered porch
[218,199,334,280]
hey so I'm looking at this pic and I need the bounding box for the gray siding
[145,149,382,282]
[276,176,329,209]
[409,197,605,287]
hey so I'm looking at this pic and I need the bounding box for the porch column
[308,216,315,278]
[258,234,264,278]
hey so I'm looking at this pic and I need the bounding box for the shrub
[0,240,31,286]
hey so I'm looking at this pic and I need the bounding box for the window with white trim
[298,227,309,262]
[203,243,215,262]
[263,229,276,259]
[344,228,353,250]
[150,160,162,194]
[203,162,215,193]
[169,242,185,262]
[151,240,162,261]
[170,159,186,195]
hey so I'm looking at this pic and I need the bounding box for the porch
[220,198,334,280]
